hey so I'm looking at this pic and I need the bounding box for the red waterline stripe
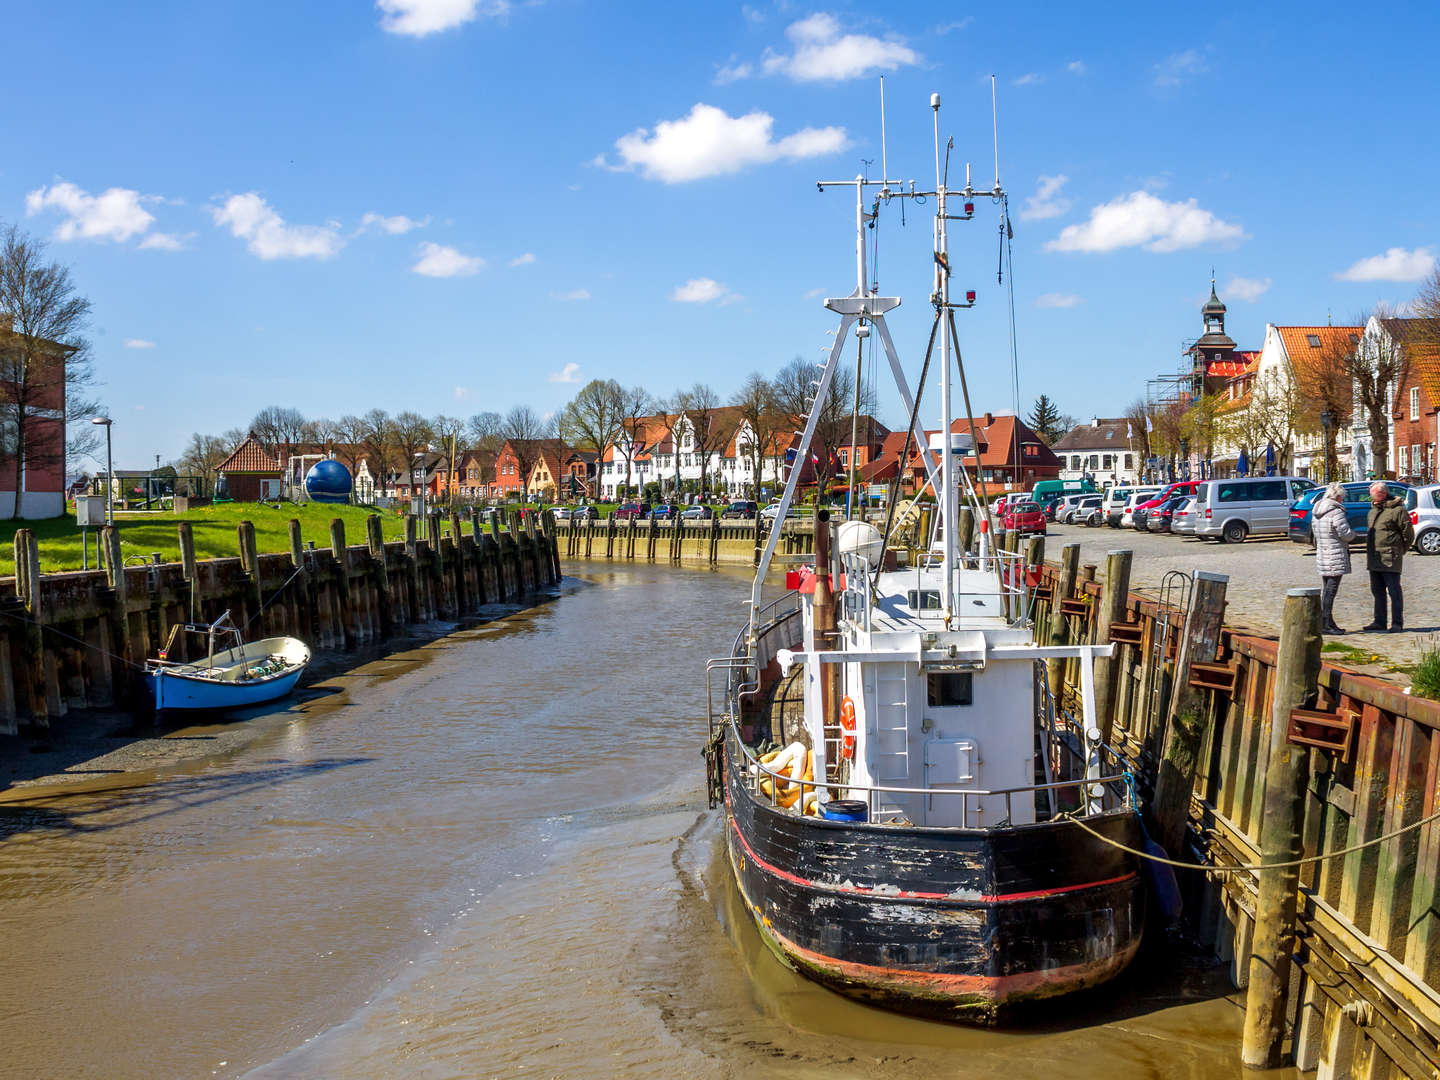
[729,814,1136,904]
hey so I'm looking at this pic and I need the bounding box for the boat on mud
[145,610,310,712]
[703,91,1146,1025]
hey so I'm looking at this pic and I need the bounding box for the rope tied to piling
[1057,804,1440,874]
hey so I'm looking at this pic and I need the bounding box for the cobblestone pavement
[1040,521,1440,680]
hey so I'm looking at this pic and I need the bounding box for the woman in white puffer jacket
[1312,481,1354,634]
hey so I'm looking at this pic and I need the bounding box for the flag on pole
[1126,423,1133,440]
[1145,416,1153,433]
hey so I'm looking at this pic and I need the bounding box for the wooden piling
[1092,550,1132,744]
[1241,587,1320,1069]
[330,518,356,648]
[1046,543,1081,698]
[1151,570,1229,859]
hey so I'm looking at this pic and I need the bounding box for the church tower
[1189,275,1237,396]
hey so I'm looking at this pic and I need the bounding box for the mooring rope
[0,607,146,671]
[1058,804,1440,874]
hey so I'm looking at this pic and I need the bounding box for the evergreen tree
[1028,394,1065,444]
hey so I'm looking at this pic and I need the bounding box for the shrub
[1413,636,1440,702]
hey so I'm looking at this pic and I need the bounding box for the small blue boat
[144,610,311,712]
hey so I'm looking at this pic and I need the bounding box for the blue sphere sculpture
[305,459,353,504]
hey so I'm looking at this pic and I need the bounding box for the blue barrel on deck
[821,799,868,822]
[304,459,353,504]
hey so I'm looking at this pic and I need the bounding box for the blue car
[1286,481,1409,544]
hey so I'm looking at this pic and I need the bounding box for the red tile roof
[217,436,282,474]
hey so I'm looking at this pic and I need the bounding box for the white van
[1192,476,1316,543]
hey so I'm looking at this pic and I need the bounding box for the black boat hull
[723,729,1145,1025]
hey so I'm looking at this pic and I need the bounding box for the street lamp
[91,416,113,525]
[1320,409,1333,483]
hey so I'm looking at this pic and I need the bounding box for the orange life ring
[840,696,857,759]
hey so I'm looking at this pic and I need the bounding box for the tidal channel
[0,562,1286,1078]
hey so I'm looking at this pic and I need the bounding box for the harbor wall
[1,508,562,735]
[557,517,816,567]
[1035,551,1440,1079]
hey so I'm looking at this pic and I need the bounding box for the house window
[1411,386,1421,421]
[1070,455,1080,469]
[1088,454,1099,470]
[839,449,849,466]
[1102,455,1112,469]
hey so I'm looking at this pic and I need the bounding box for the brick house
[1388,318,1440,484]
[215,435,284,502]
[0,318,72,518]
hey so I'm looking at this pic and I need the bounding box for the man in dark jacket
[1362,481,1414,632]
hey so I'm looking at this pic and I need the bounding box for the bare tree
[176,432,230,494]
[467,411,504,458]
[615,385,654,498]
[500,405,554,500]
[221,427,248,454]
[1124,399,1154,474]
[675,382,726,498]
[332,413,370,478]
[362,409,398,497]
[1294,337,1355,481]
[557,379,623,501]
[304,416,340,455]
[1349,308,1409,479]
[733,372,784,500]
[250,406,307,466]
[431,413,466,507]
[393,410,436,495]
[772,356,874,495]
[0,224,98,518]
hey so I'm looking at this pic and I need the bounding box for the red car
[1001,500,1046,534]
[614,501,651,520]
[1133,480,1201,518]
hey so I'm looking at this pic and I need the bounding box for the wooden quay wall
[557,517,816,567]
[0,508,561,736]
[1033,542,1440,1079]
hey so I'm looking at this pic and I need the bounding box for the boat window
[927,672,973,707]
[907,589,942,610]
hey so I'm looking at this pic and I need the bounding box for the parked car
[1407,484,1440,555]
[1052,493,1096,523]
[680,504,713,520]
[1287,481,1409,545]
[1120,489,1160,529]
[1132,480,1203,524]
[1105,486,1158,527]
[1056,493,1103,524]
[572,505,600,522]
[1193,476,1317,543]
[1145,493,1189,533]
[549,506,573,522]
[1170,496,1198,536]
[649,502,680,520]
[722,500,757,519]
[761,502,802,522]
[1001,500,1046,535]
[614,501,651,520]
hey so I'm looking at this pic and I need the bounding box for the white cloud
[549,362,582,383]
[760,13,919,82]
[25,182,156,243]
[1045,191,1245,254]
[1335,247,1437,283]
[936,17,973,33]
[715,61,753,84]
[553,289,591,301]
[376,0,508,37]
[1066,60,1086,75]
[138,231,190,251]
[1020,175,1071,222]
[804,287,825,299]
[454,385,470,400]
[509,252,536,266]
[211,193,344,259]
[411,241,485,277]
[1034,293,1082,309]
[603,103,846,183]
[124,338,156,349]
[1153,49,1207,87]
[672,277,739,303]
[360,211,429,234]
[1013,73,1043,86]
[742,4,765,24]
[1225,275,1272,302]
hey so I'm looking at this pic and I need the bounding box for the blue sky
[3,0,1437,469]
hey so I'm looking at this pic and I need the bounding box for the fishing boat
[145,610,310,712]
[703,91,1146,1025]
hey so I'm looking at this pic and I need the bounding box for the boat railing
[706,591,803,737]
[733,732,1132,823]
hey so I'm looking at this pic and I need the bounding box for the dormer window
[1307,334,1321,348]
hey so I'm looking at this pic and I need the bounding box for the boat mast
[932,94,957,626]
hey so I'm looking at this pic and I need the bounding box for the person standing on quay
[1313,481,1353,634]
[1363,480,1414,633]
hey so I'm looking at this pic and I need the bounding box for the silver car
[1192,476,1317,543]
[1170,496,1198,536]
[1407,484,1440,555]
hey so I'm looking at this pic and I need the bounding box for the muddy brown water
[0,562,1290,1079]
